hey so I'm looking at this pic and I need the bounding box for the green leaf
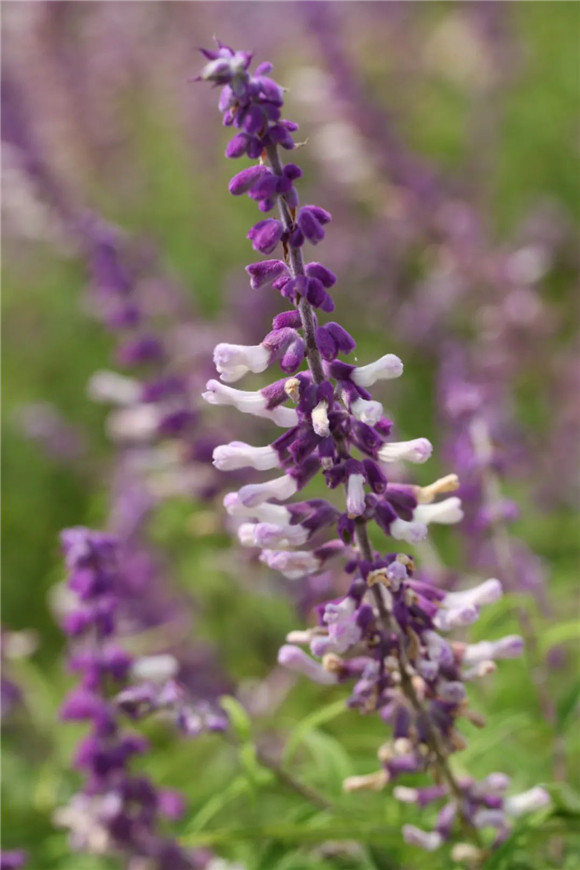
[297,729,354,794]
[546,782,580,815]
[557,679,580,729]
[539,621,580,655]
[219,695,252,743]
[185,775,250,833]
[471,593,537,641]
[283,699,347,764]
[240,743,272,789]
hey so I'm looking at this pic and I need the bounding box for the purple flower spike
[197,43,544,859]
[0,852,27,870]
[55,527,194,868]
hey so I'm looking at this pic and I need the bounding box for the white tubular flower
[504,786,550,817]
[311,400,330,436]
[393,786,419,804]
[414,496,464,526]
[200,53,248,81]
[424,630,454,665]
[237,522,309,549]
[311,597,362,655]
[236,474,298,507]
[212,441,279,471]
[402,825,443,852]
[473,809,506,829]
[390,518,428,544]
[106,404,161,443]
[417,474,460,503]
[131,654,178,683]
[213,342,270,383]
[443,578,503,609]
[451,844,484,864]
[88,370,141,405]
[462,661,497,681]
[346,473,367,517]
[237,523,261,547]
[286,629,318,644]
[260,549,321,579]
[350,397,384,425]
[343,771,388,792]
[378,438,433,464]
[223,492,291,524]
[202,380,298,427]
[434,603,479,631]
[462,635,524,666]
[277,645,338,684]
[351,353,403,387]
[483,773,511,792]
[53,793,113,854]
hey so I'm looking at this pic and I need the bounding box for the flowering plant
[3,9,578,870]
[197,41,550,862]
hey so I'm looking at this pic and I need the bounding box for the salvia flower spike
[197,43,549,858]
[56,527,195,869]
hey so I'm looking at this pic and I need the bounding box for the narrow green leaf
[185,775,250,833]
[283,699,347,764]
[539,620,580,655]
[219,695,252,743]
[557,679,580,730]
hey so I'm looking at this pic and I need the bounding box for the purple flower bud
[247,219,284,254]
[141,375,184,403]
[280,337,306,373]
[269,123,295,150]
[327,322,355,353]
[225,133,250,158]
[61,688,109,723]
[255,61,273,75]
[157,409,196,437]
[362,459,387,494]
[256,76,284,106]
[283,163,302,181]
[228,165,270,196]
[248,173,279,202]
[247,137,264,159]
[242,104,265,135]
[316,326,338,361]
[116,335,164,367]
[246,259,288,290]
[297,206,332,245]
[305,262,337,287]
[305,277,326,308]
[273,310,302,330]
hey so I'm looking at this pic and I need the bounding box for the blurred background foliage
[2,2,579,869]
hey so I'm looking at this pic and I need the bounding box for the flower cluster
[0,853,27,870]
[56,526,195,869]
[198,42,549,856]
[82,216,200,452]
[439,343,547,602]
